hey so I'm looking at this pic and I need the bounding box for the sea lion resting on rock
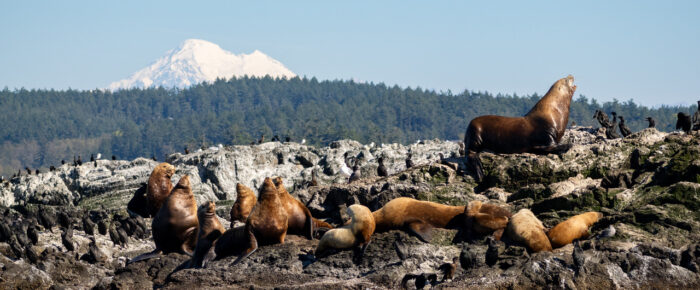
[504,209,552,253]
[232,178,288,265]
[547,211,602,248]
[147,163,176,216]
[372,197,510,242]
[129,175,199,264]
[231,180,333,231]
[465,75,577,181]
[189,201,225,268]
[315,204,375,257]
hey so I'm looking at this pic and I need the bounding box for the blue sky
[1,0,698,107]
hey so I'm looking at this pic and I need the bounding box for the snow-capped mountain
[107,39,296,90]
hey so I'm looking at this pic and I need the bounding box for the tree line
[0,76,695,176]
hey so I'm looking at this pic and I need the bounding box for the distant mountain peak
[107,39,296,90]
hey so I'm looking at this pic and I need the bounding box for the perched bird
[151,155,157,161]
[618,116,632,137]
[49,166,56,172]
[606,112,621,139]
[27,225,39,245]
[677,112,692,133]
[83,216,96,236]
[595,225,616,239]
[73,156,77,166]
[573,240,585,274]
[90,154,95,162]
[340,153,353,176]
[77,156,83,166]
[184,147,189,154]
[349,164,361,183]
[112,155,116,161]
[61,226,75,252]
[94,160,98,167]
[485,237,500,267]
[25,167,31,175]
[593,110,613,128]
[406,153,415,169]
[34,169,39,175]
[309,170,318,187]
[301,139,306,145]
[258,134,265,144]
[646,117,656,128]
[61,160,65,165]
[439,257,459,281]
[271,135,280,142]
[459,245,477,271]
[377,157,388,177]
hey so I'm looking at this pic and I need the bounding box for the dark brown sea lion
[230,183,256,225]
[129,175,199,264]
[232,177,288,265]
[189,201,225,268]
[465,75,577,181]
[147,163,176,216]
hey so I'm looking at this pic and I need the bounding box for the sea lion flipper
[201,246,217,268]
[467,152,484,182]
[232,227,259,265]
[127,249,162,264]
[406,220,434,243]
[304,209,314,240]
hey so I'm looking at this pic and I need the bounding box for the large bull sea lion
[128,175,199,264]
[465,75,577,181]
[232,178,288,265]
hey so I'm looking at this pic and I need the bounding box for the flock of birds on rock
[592,102,700,139]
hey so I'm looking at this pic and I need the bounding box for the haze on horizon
[1,0,698,107]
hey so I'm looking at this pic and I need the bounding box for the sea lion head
[154,163,176,178]
[260,177,278,198]
[197,201,217,219]
[236,183,254,198]
[173,175,191,191]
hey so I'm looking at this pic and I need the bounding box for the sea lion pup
[315,204,375,257]
[129,175,199,264]
[189,201,225,268]
[465,75,576,181]
[230,183,256,225]
[465,200,512,240]
[547,211,602,248]
[273,177,314,239]
[504,209,551,253]
[232,177,288,265]
[372,197,466,242]
[646,117,656,128]
[146,162,176,216]
[677,112,692,133]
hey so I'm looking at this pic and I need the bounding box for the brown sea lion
[230,183,256,225]
[232,177,288,265]
[147,163,176,216]
[128,175,199,264]
[547,211,602,248]
[372,197,466,242]
[504,209,552,253]
[465,75,576,181]
[273,177,314,239]
[465,200,512,240]
[315,204,375,257]
[189,201,225,268]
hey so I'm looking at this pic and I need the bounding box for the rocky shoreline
[1,127,699,289]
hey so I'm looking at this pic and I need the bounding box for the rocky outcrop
[1,127,699,289]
